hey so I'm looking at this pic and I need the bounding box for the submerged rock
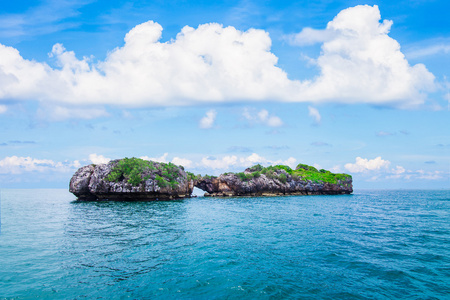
[195,164,352,197]
[70,158,194,200]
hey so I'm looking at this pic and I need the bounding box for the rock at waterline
[69,158,352,200]
[69,158,194,200]
[195,164,352,197]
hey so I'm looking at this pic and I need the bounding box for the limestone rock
[69,158,194,200]
[70,159,352,200]
[194,165,352,197]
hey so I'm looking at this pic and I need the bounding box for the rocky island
[70,158,194,200]
[195,164,353,197]
[69,157,352,200]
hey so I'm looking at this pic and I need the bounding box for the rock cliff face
[70,158,352,200]
[195,165,352,197]
[69,158,194,200]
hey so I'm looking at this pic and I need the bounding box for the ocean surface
[0,189,449,299]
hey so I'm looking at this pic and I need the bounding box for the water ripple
[0,189,449,299]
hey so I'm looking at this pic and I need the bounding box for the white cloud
[141,153,168,163]
[0,1,96,39]
[286,27,333,46]
[0,156,78,174]
[73,160,81,168]
[0,5,436,115]
[0,104,7,113]
[0,22,295,106]
[172,157,193,168]
[386,166,406,179]
[239,153,269,167]
[199,109,217,129]
[391,166,405,175]
[345,156,391,173]
[141,154,196,169]
[200,153,296,170]
[201,155,238,169]
[89,153,111,164]
[37,105,109,121]
[289,5,435,108]
[308,106,321,124]
[344,156,448,181]
[141,154,193,167]
[243,108,283,127]
[406,43,450,59]
[330,165,342,173]
[141,153,194,168]
[416,170,444,180]
[273,157,297,169]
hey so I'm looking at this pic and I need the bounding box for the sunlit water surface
[0,189,449,299]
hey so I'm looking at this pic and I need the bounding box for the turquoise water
[0,189,449,299]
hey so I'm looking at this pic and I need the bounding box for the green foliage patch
[291,164,351,184]
[243,163,351,184]
[106,157,154,186]
[237,172,254,181]
[186,172,201,181]
[106,157,183,187]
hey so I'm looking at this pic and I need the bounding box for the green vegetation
[106,157,155,186]
[106,157,182,188]
[292,163,351,184]
[240,163,351,184]
[247,164,263,172]
[105,157,350,188]
[237,172,254,181]
[186,172,201,181]
[278,173,287,183]
[155,175,169,188]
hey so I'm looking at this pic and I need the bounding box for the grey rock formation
[195,167,352,197]
[70,159,194,200]
[70,158,352,200]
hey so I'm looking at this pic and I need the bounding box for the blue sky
[0,0,449,189]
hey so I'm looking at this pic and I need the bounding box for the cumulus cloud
[273,157,297,169]
[342,156,445,181]
[243,108,283,127]
[0,5,436,116]
[201,155,239,169]
[0,104,7,113]
[308,106,321,125]
[289,5,435,108]
[199,109,217,129]
[199,153,296,170]
[141,153,168,163]
[172,157,193,168]
[286,27,334,46]
[0,156,80,174]
[344,156,391,173]
[0,22,295,107]
[89,153,111,164]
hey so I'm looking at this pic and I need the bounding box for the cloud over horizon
[0,5,436,118]
[0,154,446,186]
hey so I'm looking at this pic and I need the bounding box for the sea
[0,189,449,299]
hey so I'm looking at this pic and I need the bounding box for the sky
[0,0,449,189]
